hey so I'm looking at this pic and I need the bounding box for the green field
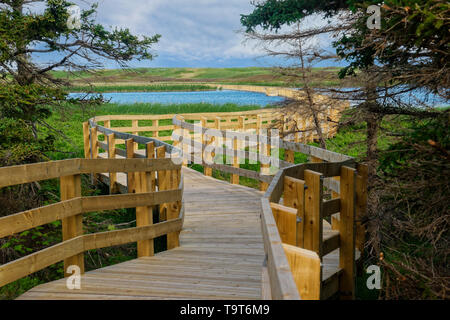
[52,67,357,91]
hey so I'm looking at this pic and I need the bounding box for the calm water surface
[70,90,286,106]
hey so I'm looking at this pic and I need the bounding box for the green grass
[67,84,219,93]
[50,67,355,89]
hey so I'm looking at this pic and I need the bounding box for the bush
[374,115,449,299]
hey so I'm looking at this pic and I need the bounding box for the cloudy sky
[28,0,338,68]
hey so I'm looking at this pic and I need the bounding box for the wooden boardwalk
[18,167,266,300]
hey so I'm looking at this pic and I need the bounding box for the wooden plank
[304,170,323,257]
[260,134,271,191]
[83,122,90,159]
[0,159,80,188]
[322,230,340,256]
[0,199,82,238]
[261,263,272,300]
[310,156,322,163]
[0,190,181,239]
[82,190,181,212]
[60,174,84,276]
[283,176,305,247]
[284,149,294,163]
[126,139,136,193]
[283,244,321,300]
[136,170,154,257]
[231,137,239,185]
[156,146,168,221]
[284,161,355,180]
[0,237,84,288]
[339,166,356,300]
[260,198,300,300]
[80,158,181,173]
[153,120,160,139]
[90,126,99,161]
[107,133,117,194]
[270,203,297,246]
[265,169,285,203]
[323,198,340,218]
[146,142,156,192]
[83,218,183,251]
[167,169,181,250]
[204,136,214,177]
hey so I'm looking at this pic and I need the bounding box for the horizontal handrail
[0,158,180,188]
[0,217,183,288]
[0,189,182,238]
[0,158,184,289]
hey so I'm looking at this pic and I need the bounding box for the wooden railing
[0,158,183,288]
[261,161,367,300]
[86,105,347,191]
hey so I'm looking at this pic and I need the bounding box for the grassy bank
[67,84,219,93]
[51,67,358,88]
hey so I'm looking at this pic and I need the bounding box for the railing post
[284,176,306,247]
[283,244,321,300]
[256,115,262,152]
[153,119,159,140]
[215,116,222,153]
[167,168,181,249]
[104,120,111,129]
[60,174,84,277]
[231,137,239,185]
[132,120,139,151]
[126,138,136,194]
[83,122,90,159]
[201,117,207,165]
[90,126,98,159]
[204,136,214,177]
[135,168,154,257]
[156,146,168,221]
[331,177,341,231]
[107,133,117,194]
[90,126,99,184]
[260,132,271,192]
[339,166,356,300]
[238,116,245,131]
[310,156,322,163]
[285,148,295,163]
[304,170,323,258]
[147,142,156,192]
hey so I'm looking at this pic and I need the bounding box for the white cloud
[28,0,337,67]
[91,0,267,65]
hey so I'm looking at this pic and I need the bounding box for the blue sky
[28,0,341,69]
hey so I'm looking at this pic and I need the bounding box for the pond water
[315,87,448,107]
[69,90,286,107]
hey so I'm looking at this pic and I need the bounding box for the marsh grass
[67,84,219,93]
